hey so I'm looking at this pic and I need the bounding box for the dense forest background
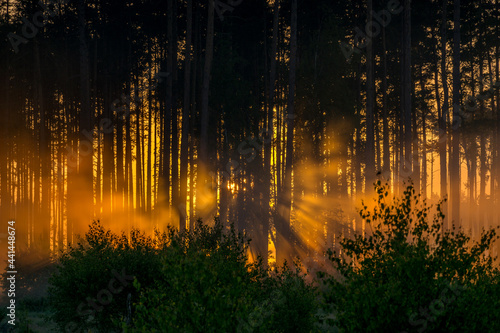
[0,0,499,266]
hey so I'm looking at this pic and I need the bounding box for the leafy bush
[48,220,169,332]
[123,219,319,333]
[48,218,319,332]
[320,181,500,333]
[38,184,500,332]
[261,264,320,333]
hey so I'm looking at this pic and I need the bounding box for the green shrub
[48,220,169,332]
[125,218,257,332]
[262,263,319,333]
[123,219,319,333]
[48,218,319,332]
[321,181,500,333]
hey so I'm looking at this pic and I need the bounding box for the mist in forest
[0,0,499,276]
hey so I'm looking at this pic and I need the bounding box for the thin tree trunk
[189,7,200,228]
[261,0,280,265]
[440,0,449,226]
[103,67,114,222]
[171,0,179,225]
[402,0,412,183]
[365,0,375,189]
[180,0,193,231]
[276,0,297,265]
[125,95,133,232]
[419,64,428,198]
[200,0,214,163]
[147,64,153,215]
[115,42,125,218]
[479,61,487,230]
[136,83,144,214]
[198,0,215,217]
[450,0,461,226]
[382,26,390,185]
[77,0,93,237]
[162,0,175,221]
[413,65,420,194]
[34,40,51,257]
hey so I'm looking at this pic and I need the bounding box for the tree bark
[365,0,375,189]
[450,0,461,226]
[382,25,390,186]
[180,0,193,231]
[440,0,449,226]
[402,0,412,184]
[76,0,93,238]
[276,0,297,265]
[170,0,179,226]
[262,0,280,265]
[198,0,215,217]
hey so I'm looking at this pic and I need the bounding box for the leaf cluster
[321,181,500,333]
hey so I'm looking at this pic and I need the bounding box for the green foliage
[48,187,500,333]
[123,219,319,333]
[321,181,500,333]
[48,220,169,332]
[48,218,319,332]
[262,264,320,333]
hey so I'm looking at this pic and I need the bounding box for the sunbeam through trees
[0,0,500,331]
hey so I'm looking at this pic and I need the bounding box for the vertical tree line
[0,0,499,264]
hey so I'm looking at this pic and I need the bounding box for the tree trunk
[365,0,375,190]
[77,0,93,238]
[147,64,153,215]
[479,62,487,230]
[450,0,461,226]
[136,84,144,214]
[261,0,280,265]
[34,40,51,257]
[180,0,193,231]
[382,26,390,185]
[276,0,297,265]
[198,0,215,217]
[419,64,427,198]
[189,7,200,228]
[103,68,114,223]
[413,66,420,194]
[440,0,449,226]
[170,0,179,226]
[125,93,133,233]
[402,0,412,183]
